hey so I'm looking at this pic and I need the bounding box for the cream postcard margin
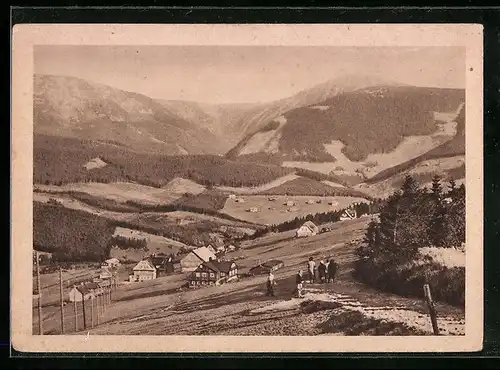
[11,23,483,353]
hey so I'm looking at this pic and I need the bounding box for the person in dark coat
[318,260,327,283]
[327,259,338,283]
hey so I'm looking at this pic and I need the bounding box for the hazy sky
[34,45,465,104]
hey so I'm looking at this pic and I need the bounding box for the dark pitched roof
[201,260,236,274]
[75,282,100,295]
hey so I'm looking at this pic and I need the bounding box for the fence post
[423,284,440,335]
[74,298,78,332]
[35,251,43,335]
[82,294,87,330]
[90,291,94,328]
[96,293,100,325]
[59,268,64,334]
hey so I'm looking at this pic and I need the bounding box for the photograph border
[11,21,483,354]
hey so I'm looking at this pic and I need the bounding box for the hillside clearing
[110,227,191,262]
[221,195,369,225]
[35,182,181,205]
[355,156,465,198]
[162,177,206,195]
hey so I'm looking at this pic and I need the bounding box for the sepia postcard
[11,23,483,353]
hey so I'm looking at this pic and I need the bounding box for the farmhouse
[228,194,237,200]
[284,200,296,206]
[235,197,245,203]
[96,278,111,288]
[68,282,101,302]
[131,259,157,282]
[226,244,236,252]
[340,208,357,221]
[180,246,217,272]
[268,196,278,201]
[296,221,319,238]
[188,259,238,287]
[306,199,316,205]
[102,257,120,268]
[149,253,179,276]
[247,207,259,213]
[249,259,284,276]
[328,200,339,206]
[99,267,113,280]
[205,244,217,255]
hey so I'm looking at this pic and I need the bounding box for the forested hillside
[33,202,114,262]
[228,86,464,163]
[34,135,294,188]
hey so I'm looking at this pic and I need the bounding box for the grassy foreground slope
[35,217,464,336]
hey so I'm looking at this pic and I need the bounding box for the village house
[99,267,113,280]
[101,257,120,268]
[205,244,217,255]
[188,259,238,287]
[268,196,278,201]
[306,199,316,205]
[235,197,245,203]
[284,200,296,207]
[328,200,339,206]
[247,207,259,213]
[296,221,319,238]
[340,208,357,221]
[228,194,237,200]
[180,246,217,272]
[226,244,236,252]
[216,245,226,253]
[68,282,101,302]
[249,259,285,276]
[149,253,178,277]
[131,259,157,282]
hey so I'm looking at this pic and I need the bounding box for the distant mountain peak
[311,73,407,93]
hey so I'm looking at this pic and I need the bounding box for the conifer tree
[428,175,446,247]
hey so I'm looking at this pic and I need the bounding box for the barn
[249,259,284,276]
[68,282,101,302]
[131,259,157,282]
[102,257,120,268]
[296,221,319,238]
[180,246,217,272]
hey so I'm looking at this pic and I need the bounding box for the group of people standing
[265,256,339,298]
[306,257,338,284]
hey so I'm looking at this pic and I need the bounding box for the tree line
[356,174,465,262]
